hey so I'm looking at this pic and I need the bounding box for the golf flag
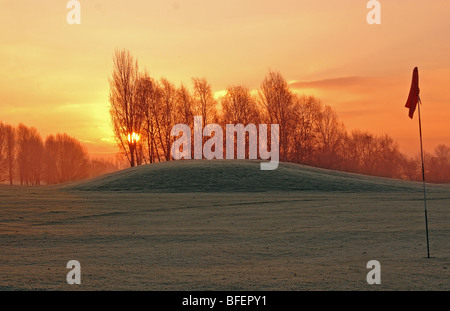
[405,67,420,119]
[404,66,430,258]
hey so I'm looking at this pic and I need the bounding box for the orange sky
[1,0,449,158]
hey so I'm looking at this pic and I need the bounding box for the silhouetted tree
[156,78,178,161]
[342,130,402,178]
[221,85,260,125]
[45,133,89,184]
[427,145,450,183]
[221,85,261,159]
[88,157,120,178]
[109,49,144,167]
[258,71,294,161]
[16,124,45,185]
[315,105,346,169]
[192,77,217,128]
[290,95,322,164]
[0,123,6,182]
[4,124,16,185]
[399,154,421,181]
[136,72,161,164]
[176,84,195,125]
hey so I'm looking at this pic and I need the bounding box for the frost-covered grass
[1,160,449,290]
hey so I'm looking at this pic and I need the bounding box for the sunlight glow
[128,132,140,144]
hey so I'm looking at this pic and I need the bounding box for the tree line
[0,122,119,185]
[109,49,449,183]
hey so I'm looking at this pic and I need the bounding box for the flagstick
[417,96,430,258]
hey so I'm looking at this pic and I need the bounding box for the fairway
[1,161,449,290]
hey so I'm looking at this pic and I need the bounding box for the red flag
[405,67,420,119]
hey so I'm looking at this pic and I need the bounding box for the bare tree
[221,85,261,159]
[428,144,450,183]
[136,72,161,164]
[4,124,16,184]
[16,124,44,185]
[137,75,179,163]
[258,71,294,161]
[0,123,6,182]
[343,130,402,178]
[45,133,89,184]
[290,95,322,164]
[434,144,450,161]
[174,84,195,159]
[221,85,260,125]
[399,154,420,181]
[89,157,120,178]
[176,84,195,125]
[315,105,346,168]
[192,77,217,128]
[109,49,144,167]
[156,78,178,161]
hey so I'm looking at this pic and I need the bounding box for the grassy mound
[65,160,433,193]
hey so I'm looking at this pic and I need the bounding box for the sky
[1,0,450,158]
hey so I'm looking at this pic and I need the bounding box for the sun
[128,132,140,144]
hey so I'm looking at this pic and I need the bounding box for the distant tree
[315,105,346,169]
[4,124,16,185]
[109,49,144,167]
[399,154,420,181]
[290,95,322,164]
[176,84,195,125]
[174,84,195,159]
[258,71,294,161]
[192,77,217,128]
[343,130,402,178]
[344,130,376,174]
[428,144,450,183]
[0,123,6,182]
[434,144,450,160]
[156,78,178,161]
[88,158,120,178]
[45,133,89,184]
[373,134,402,178]
[136,72,161,164]
[221,85,260,125]
[221,85,260,159]
[16,124,45,185]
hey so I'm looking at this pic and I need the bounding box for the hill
[66,159,438,193]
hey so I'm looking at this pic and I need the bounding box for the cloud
[289,76,371,89]
[288,76,395,95]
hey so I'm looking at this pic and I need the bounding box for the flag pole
[417,95,430,258]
